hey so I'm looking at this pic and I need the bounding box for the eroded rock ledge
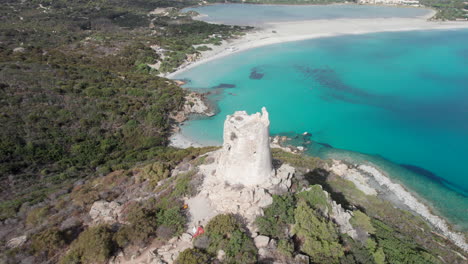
[170,91,214,124]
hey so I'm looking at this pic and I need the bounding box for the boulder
[7,235,27,248]
[254,235,270,248]
[294,254,310,264]
[89,200,122,224]
[217,249,226,261]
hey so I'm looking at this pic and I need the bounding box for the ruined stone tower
[216,107,273,186]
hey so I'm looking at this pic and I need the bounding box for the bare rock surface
[254,235,270,248]
[6,235,27,249]
[330,160,377,196]
[170,92,214,123]
[89,200,122,224]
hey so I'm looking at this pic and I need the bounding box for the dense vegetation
[0,0,247,221]
[420,0,468,20]
[265,150,467,264]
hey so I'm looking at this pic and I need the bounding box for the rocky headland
[3,108,467,264]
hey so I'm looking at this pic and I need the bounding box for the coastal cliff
[3,109,467,263]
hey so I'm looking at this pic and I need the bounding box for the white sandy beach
[166,13,468,79]
[168,13,468,148]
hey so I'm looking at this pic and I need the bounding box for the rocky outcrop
[330,160,377,196]
[330,200,357,239]
[171,92,214,123]
[6,235,27,249]
[89,200,122,225]
[216,107,273,187]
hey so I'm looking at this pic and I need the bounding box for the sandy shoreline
[166,15,468,79]
[167,14,468,148]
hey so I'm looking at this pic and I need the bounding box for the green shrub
[296,185,330,213]
[175,248,212,264]
[271,148,323,170]
[255,194,295,239]
[205,214,257,264]
[372,219,441,264]
[139,161,171,188]
[115,204,158,246]
[157,206,186,236]
[115,199,186,247]
[31,227,66,257]
[293,201,343,264]
[70,184,100,207]
[350,210,375,235]
[26,206,51,226]
[60,225,115,264]
[277,239,294,257]
[172,169,197,198]
[206,214,240,236]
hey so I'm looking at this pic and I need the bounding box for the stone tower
[216,107,273,186]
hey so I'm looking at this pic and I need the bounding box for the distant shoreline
[166,12,468,79]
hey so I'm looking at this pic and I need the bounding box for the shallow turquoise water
[184,4,432,25]
[173,29,468,230]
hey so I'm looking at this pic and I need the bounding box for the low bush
[115,198,186,247]
[175,248,212,264]
[372,219,441,264]
[139,161,171,188]
[350,210,375,235]
[26,206,51,226]
[31,227,66,258]
[114,203,159,247]
[204,214,257,264]
[255,194,295,239]
[296,184,330,213]
[277,239,294,258]
[60,225,115,264]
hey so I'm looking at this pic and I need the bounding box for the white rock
[7,235,27,248]
[217,249,226,261]
[13,47,25,53]
[89,200,121,224]
[254,235,270,248]
[330,200,357,239]
[294,254,310,264]
[180,233,192,243]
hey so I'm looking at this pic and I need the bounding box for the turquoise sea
[184,4,432,25]
[173,29,468,231]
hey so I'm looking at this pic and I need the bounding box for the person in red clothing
[192,226,205,239]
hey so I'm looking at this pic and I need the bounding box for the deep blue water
[184,4,432,25]
[173,29,468,230]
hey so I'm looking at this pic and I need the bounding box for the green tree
[293,201,344,263]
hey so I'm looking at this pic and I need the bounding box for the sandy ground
[166,13,468,79]
[169,133,204,148]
